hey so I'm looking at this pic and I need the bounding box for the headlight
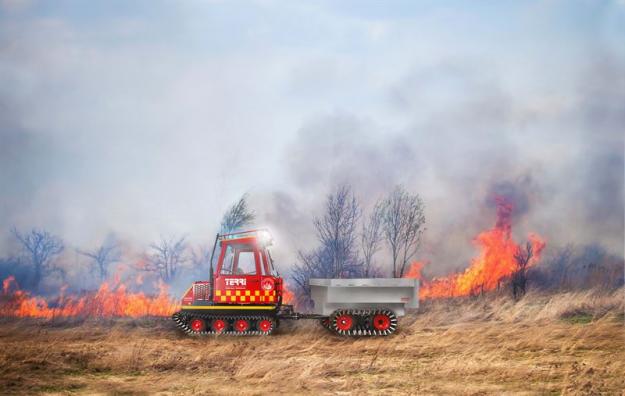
[258,230,273,246]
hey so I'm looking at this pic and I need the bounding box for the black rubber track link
[319,317,332,332]
[330,308,398,336]
[172,311,276,336]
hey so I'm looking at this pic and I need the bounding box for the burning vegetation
[1,275,176,319]
[0,187,622,320]
[406,196,546,299]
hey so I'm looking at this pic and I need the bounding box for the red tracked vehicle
[172,229,418,336]
[172,229,290,335]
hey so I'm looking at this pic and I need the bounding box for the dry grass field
[0,288,623,395]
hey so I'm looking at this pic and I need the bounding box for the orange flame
[409,196,546,299]
[281,283,295,305]
[404,261,424,280]
[0,276,178,319]
[3,275,15,294]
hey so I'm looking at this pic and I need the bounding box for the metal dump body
[309,278,419,317]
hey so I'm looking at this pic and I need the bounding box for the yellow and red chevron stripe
[214,289,276,303]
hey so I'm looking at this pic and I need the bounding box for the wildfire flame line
[0,274,296,319]
[1,275,178,318]
[405,196,546,299]
[1,195,544,315]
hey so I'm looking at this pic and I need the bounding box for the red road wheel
[234,319,250,333]
[335,314,353,331]
[258,319,273,333]
[372,314,391,331]
[189,318,205,332]
[212,319,226,333]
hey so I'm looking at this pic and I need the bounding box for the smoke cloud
[0,2,623,280]
[263,56,624,274]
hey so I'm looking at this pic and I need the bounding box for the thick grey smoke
[260,57,624,276]
[0,2,623,283]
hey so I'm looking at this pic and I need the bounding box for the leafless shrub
[512,241,533,299]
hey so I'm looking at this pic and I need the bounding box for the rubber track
[172,311,275,336]
[319,317,332,333]
[330,308,398,336]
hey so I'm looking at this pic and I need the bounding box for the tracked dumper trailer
[172,229,419,336]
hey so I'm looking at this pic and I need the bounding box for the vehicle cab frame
[211,229,282,305]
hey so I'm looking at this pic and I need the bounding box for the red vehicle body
[172,229,289,335]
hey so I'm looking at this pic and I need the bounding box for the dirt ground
[0,289,623,395]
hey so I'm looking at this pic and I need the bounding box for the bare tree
[77,239,121,282]
[292,184,362,305]
[512,241,533,299]
[399,193,426,278]
[312,184,361,277]
[142,236,188,283]
[11,227,64,290]
[382,188,402,278]
[221,194,255,233]
[381,186,426,277]
[361,199,384,277]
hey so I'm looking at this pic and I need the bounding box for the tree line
[1,187,622,301]
[2,194,256,292]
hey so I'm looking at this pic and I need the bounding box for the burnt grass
[0,289,623,395]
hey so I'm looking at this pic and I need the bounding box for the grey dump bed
[309,278,419,317]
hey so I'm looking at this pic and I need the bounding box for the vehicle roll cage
[208,228,279,300]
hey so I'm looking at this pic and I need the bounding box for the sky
[1,0,624,277]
